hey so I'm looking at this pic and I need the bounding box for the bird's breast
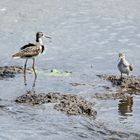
[41,45,45,53]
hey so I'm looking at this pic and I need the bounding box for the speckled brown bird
[12,32,51,77]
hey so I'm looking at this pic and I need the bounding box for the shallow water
[0,0,140,139]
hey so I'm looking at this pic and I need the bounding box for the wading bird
[12,32,51,78]
[117,52,133,79]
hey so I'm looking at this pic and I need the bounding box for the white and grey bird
[117,52,133,79]
[12,32,51,77]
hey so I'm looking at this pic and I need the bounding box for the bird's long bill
[45,35,51,39]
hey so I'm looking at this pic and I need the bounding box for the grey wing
[122,60,130,67]
[117,61,122,68]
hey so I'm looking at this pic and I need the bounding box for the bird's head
[36,32,51,39]
[119,52,125,59]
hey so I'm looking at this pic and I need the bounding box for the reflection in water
[24,73,37,90]
[24,73,27,86]
[118,96,133,117]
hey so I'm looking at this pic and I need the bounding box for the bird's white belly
[118,64,129,74]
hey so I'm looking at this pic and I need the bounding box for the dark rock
[15,91,97,118]
[70,82,95,87]
[54,94,97,118]
[70,83,86,86]
[0,65,31,79]
[15,91,61,105]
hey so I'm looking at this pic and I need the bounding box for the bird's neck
[36,37,43,45]
[121,57,126,62]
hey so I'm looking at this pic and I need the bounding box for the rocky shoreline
[97,74,140,91]
[1,65,140,118]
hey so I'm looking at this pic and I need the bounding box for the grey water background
[0,0,140,139]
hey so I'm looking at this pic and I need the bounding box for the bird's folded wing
[13,46,40,58]
[122,60,129,67]
[20,43,36,50]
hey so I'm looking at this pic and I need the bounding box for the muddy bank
[0,66,31,79]
[97,75,140,91]
[15,91,97,118]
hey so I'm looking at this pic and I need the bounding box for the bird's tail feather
[12,53,21,59]
[129,64,133,71]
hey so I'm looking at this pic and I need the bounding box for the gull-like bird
[117,52,133,79]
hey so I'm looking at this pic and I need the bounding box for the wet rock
[70,83,86,86]
[0,66,31,79]
[54,94,97,118]
[15,91,61,105]
[102,85,110,90]
[70,83,95,87]
[97,74,140,91]
[94,92,125,100]
[0,66,15,79]
[15,91,97,118]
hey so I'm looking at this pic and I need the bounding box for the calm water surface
[0,0,140,139]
